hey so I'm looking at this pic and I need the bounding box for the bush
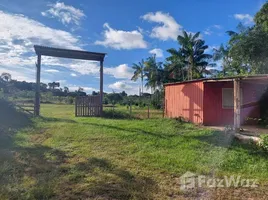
[65,97,74,104]
[260,134,268,151]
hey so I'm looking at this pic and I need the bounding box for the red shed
[164,75,268,128]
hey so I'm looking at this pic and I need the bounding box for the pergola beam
[34,45,106,61]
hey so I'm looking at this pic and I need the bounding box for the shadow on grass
[0,99,157,199]
[58,157,156,199]
[186,130,268,157]
[0,98,33,134]
[81,121,179,139]
[39,116,77,124]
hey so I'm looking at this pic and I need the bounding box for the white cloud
[213,25,222,29]
[141,11,182,41]
[105,64,133,79]
[0,10,87,82]
[204,29,212,35]
[68,85,97,93]
[45,69,59,73]
[95,23,147,49]
[41,2,85,26]
[56,80,66,84]
[149,48,163,58]
[234,14,254,25]
[204,45,219,54]
[107,80,151,95]
[203,25,222,36]
[108,81,132,90]
[68,60,100,75]
[70,73,77,77]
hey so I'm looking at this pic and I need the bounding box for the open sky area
[0,0,265,94]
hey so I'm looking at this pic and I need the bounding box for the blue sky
[0,0,265,94]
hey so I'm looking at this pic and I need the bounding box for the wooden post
[130,103,132,117]
[112,104,115,118]
[100,60,104,116]
[234,79,241,131]
[75,97,78,117]
[148,104,150,118]
[34,54,41,116]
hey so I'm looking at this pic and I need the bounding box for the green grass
[1,101,268,199]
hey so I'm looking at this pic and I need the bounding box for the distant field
[1,102,268,199]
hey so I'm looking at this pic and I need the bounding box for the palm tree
[144,55,163,92]
[63,86,69,93]
[131,59,145,95]
[176,31,213,80]
[213,44,231,76]
[166,48,186,81]
[48,82,60,90]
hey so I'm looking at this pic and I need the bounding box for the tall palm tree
[166,48,186,81]
[176,31,213,80]
[144,55,163,92]
[213,44,231,76]
[48,82,60,90]
[131,59,145,95]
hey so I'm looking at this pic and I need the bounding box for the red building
[164,75,268,127]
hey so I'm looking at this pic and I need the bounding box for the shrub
[260,134,268,151]
[65,97,74,104]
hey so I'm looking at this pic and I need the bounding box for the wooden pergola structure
[33,45,106,116]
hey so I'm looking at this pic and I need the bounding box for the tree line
[0,72,158,106]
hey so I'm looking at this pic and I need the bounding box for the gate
[75,95,101,117]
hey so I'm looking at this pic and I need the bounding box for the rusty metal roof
[34,45,106,61]
[164,75,268,86]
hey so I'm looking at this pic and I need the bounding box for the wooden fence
[75,95,101,117]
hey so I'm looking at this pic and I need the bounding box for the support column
[34,54,41,116]
[234,78,241,131]
[100,60,104,116]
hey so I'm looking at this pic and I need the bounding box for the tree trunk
[141,76,143,95]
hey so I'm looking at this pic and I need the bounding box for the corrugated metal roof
[164,74,268,86]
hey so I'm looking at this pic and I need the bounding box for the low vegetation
[1,102,268,199]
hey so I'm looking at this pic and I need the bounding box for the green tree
[213,44,232,76]
[1,72,11,82]
[48,82,60,90]
[255,2,268,32]
[63,86,69,93]
[168,31,213,80]
[144,55,164,92]
[131,59,145,94]
[166,48,186,81]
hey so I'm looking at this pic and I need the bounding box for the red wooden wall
[165,81,204,124]
[203,81,261,126]
[203,82,234,125]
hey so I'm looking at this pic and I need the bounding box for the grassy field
[1,101,268,199]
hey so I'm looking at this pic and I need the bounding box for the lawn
[1,101,268,199]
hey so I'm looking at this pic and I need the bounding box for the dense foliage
[212,2,268,76]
